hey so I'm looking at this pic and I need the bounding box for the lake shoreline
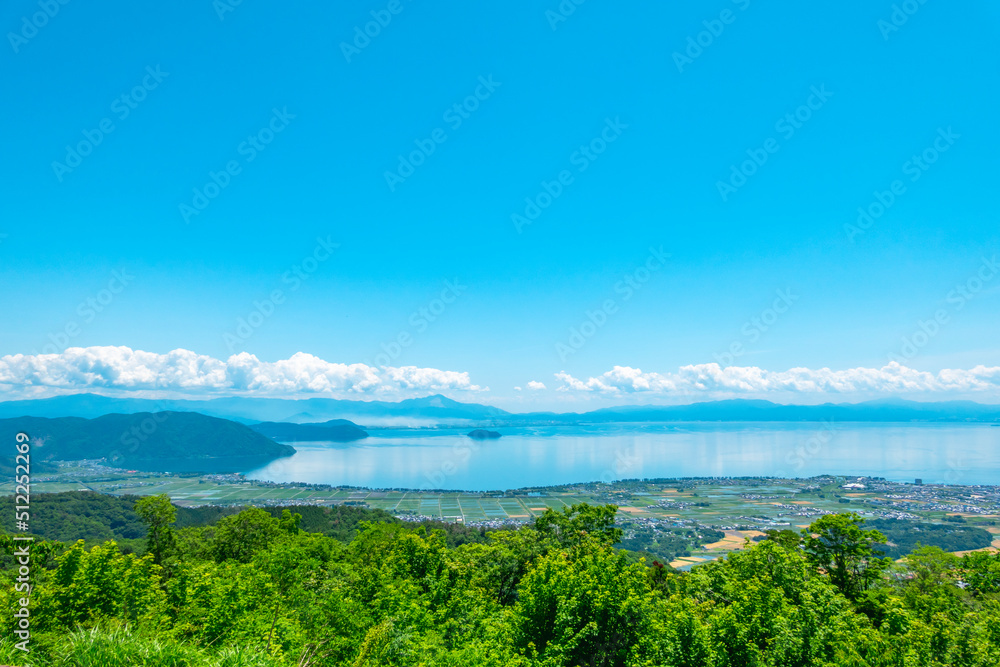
[242,422,1000,490]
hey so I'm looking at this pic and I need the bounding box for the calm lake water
[242,423,1000,491]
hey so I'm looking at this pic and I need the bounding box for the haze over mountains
[1,393,999,425]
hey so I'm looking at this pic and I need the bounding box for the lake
[242,422,1000,491]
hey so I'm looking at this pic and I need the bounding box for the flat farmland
[8,467,998,563]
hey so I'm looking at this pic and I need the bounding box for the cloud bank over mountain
[554,363,1000,397]
[2,347,1000,403]
[0,347,484,398]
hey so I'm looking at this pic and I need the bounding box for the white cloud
[4,348,999,404]
[554,363,1000,397]
[380,365,484,392]
[0,347,483,398]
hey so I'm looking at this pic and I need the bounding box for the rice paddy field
[9,462,999,567]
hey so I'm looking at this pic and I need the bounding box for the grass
[0,626,280,667]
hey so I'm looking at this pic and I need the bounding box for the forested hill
[0,412,294,468]
[249,419,369,442]
[0,491,488,548]
[1,498,999,666]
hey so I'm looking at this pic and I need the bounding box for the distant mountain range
[526,398,1000,424]
[0,393,507,425]
[0,412,295,472]
[1,393,999,425]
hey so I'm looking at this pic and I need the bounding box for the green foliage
[38,541,166,628]
[762,528,802,550]
[960,550,1000,596]
[212,507,281,563]
[533,502,622,548]
[513,539,652,666]
[460,528,551,605]
[277,509,301,535]
[135,494,177,564]
[618,523,723,561]
[0,491,496,548]
[2,507,1000,666]
[0,491,147,543]
[803,512,892,599]
[868,518,993,558]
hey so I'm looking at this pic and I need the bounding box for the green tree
[803,512,891,598]
[460,528,550,605]
[534,503,622,548]
[652,599,713,667]
[212,507,281,563]
[763,528,802,551]
[961,550,1000,596]
[903,545,958,594]
[513,537,651,666]
[278,509,302,535]
[134,494,177,565]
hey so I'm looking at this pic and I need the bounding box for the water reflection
[242,423,1000,490]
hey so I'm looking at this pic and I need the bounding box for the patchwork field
[9,464,999,566]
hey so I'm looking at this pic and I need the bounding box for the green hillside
[0,412,295,469]
[249,419,369,442]
[1,501,999,666]
[0,491,480,548]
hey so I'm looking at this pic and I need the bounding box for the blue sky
[1,0,998,409]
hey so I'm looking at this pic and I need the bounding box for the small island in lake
[467,429,501,439]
